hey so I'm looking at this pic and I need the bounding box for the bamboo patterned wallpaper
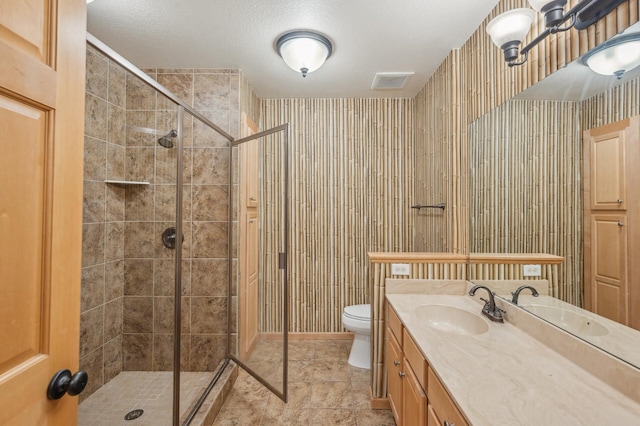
[260,98,414,333]
[414,50,462,253]
[468,99,582,304]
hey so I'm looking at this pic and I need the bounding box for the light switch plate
[523,264,542,277]
[391,263,410,276]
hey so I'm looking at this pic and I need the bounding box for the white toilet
[342,304,371,369]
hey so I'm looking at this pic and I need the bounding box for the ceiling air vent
[371,72,415,90]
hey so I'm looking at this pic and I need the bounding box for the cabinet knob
[618,222,625,227]
[444,421,455,426]
[393,360,400,366]
[398,371,405,378]
[617,199,624,204]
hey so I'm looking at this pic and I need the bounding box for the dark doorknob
[47,369,88,400]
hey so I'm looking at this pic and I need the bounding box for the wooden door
[584,117,640,330]
[239,114,260,358]
[0,1,86,425]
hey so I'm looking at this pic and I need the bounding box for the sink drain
[124,409,144,421]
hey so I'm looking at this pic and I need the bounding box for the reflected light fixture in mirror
[487,0,627,67]
[582,33,640,80]
[276,30,333,78]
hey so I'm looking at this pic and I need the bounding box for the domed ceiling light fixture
[276,30,333,78]
[487,0,626,67]
[582,33,640,79]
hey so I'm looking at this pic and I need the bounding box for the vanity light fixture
[582,33,640,79]
[487,0,626,67]
[276,30,333,78]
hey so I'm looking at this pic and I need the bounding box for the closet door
[0,1,87,424]
[584,117,640,330]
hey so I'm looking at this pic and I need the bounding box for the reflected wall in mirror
[468,22,640,369]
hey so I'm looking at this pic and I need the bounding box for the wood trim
[586,117,631,137]
[0,40,57,108]
[370,388,391,410]
[259,332,354,340]
[469,253,564,264]
[368,252,468,264]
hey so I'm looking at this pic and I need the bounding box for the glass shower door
[230,123,289,402]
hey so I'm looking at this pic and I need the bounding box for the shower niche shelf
[104,180,150,186]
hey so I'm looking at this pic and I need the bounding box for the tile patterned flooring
[78,371,214,425]
[213,340,395,426]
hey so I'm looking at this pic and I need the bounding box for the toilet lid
[343,304,371,320]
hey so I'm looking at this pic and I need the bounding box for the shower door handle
[47,369,88,399]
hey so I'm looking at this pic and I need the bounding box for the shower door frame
[229,124,290,403]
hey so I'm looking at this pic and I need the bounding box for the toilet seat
[343,304,370,320]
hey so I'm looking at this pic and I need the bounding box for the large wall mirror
[468,22,640,370]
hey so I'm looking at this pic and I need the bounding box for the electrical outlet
[523,264,542,277]
[391,263,410,276]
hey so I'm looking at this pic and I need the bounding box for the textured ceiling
[87,0,499,99]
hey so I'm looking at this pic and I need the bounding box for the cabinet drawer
[427,367,468,426]
[403,328,428,390]
[387,303,403,345]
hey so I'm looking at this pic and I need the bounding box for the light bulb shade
[528,0,566,13]
[583,33,640,78]
[486,8,536,48]
[276,31,333,77]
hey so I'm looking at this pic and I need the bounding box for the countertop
[386,293,640,425]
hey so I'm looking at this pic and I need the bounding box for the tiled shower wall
[121,67,239,372]
[81,42,240,399]
[80,45,127,400]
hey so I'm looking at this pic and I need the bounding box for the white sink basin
[522,305,608,337]
[415,304,489,336]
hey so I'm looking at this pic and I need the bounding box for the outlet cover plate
[523,264,542,277]
[391,263,410,276]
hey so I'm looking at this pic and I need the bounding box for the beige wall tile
[105,221,125,262]
[191,259,227,296]
[105,260,125,301]
[190,334,226,371]
[80,306,104,357]
[83,180,106,223]
[103,335,123,383]
[84,136,106,180]
[190,297,227,334]
[194,73,230,110]
[85,93,109,140]
[81,264,105,313]
[105,184,125,221]
[106,143,125,181]
[192,185,228,221]
[192,222,227,258]
[192,148,229,185]
[79,347,104,403]
[85,49,108,100]
[124,221,155,258]
[108,61,127,108]
[107,104,126,145]
[124,259,154,296]
[122,333,153,371]
[124,185,154,221]
[123,296,153,333]
[125,147,155,183]
[82,223,105,267]
[104,297,123,341]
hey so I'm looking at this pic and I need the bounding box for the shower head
[157,129,177,148]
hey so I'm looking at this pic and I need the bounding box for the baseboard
[369,386,390,410]
[259,332,355,340]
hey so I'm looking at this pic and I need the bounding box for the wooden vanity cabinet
[386,303,468,426]
[427,367,468,426]
[386,305,427,426]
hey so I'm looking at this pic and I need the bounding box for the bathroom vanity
[385,281,640,425]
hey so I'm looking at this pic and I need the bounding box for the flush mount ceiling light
[487,0,626,67]
[276,30,333,78]
[582,33,640,79]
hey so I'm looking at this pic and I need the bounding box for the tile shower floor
[78,371,214,425]
[213,339,395,426]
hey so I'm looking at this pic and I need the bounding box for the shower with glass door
[77,35,289,425]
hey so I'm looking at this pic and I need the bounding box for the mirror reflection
[468,22,640,369]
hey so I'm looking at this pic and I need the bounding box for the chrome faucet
[468,285,504,322]
[511,285,539,305]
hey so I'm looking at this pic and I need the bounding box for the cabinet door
[591,215,628,324]
[387,331,403,426]
[589,127,627,211]
[427,405,440,426]
[403,361,427,426]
